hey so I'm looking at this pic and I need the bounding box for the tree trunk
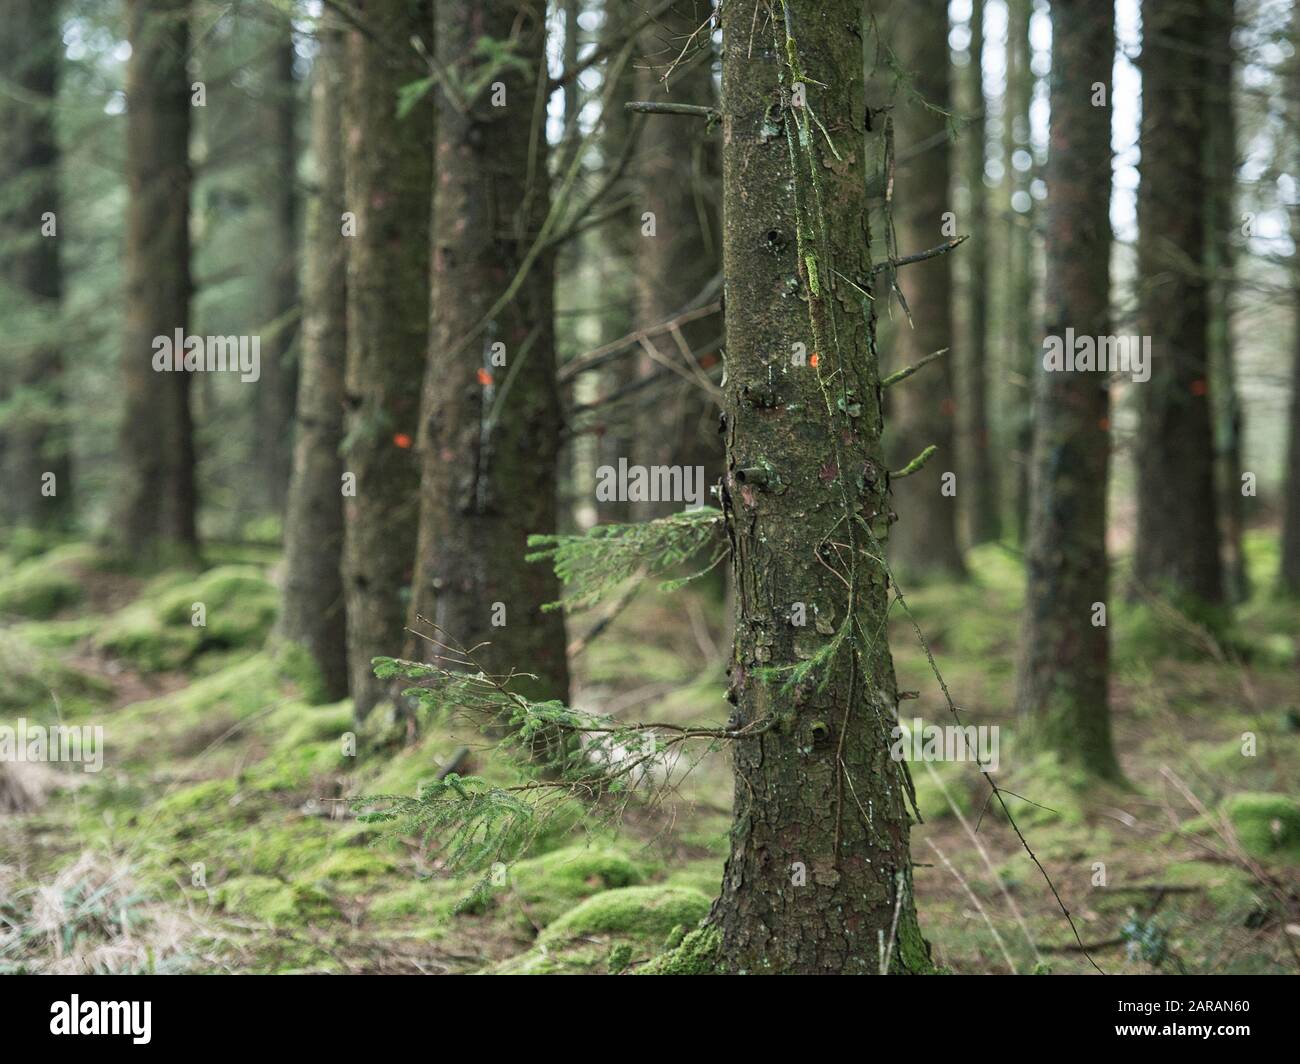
[1281,285,1300,596]
[410,0,569,707]
[0,0,70,530]
[1004,0,1036,545]
[256,29,299,515]
[117,0,199,560]
[1014,0,1122,782]
[884,0,966,580]
[1134,0,1224,612]
[341,0,433,720]
[277,19,348,704]
[1207,0,1248,604]
[632,0,723,521]
[708,0,930,974]
[961,0,1001,546]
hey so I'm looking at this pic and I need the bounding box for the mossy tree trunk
[1282,285,1300,596]
[1013,0,1122,782]
[632,0,723,520]
[961,0,1000,547]
[883,0,966,580]
[117,0,199,560]
[0,0,70,530]
[277,18,348,703]
[341,0,433,720]
[1134,0,1224,612]
[255,27,299,514]
[410,0,569,706]
[707,0,930,974]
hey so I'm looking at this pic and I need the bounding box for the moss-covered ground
[0,531,1295,974]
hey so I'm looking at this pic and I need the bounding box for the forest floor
[0,529,1297,975]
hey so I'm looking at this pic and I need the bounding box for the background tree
[277,13,347,703]
[254,22,299,513]
[884,0,966,580]
[410,0,570,705]
[704,0,930,973]
[341,0,433,719]
[961,0,1000,547]
[631,0,722,520]
[1003,0,1036,543]
[1134,0,1224,613]
[116,0,198,560]
[1014,0,1122,782]
[0,0,70,529]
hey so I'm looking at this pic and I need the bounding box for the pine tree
[1134,0,1224,613]
[1014,0,1122,782]
[883,0,966,580]
[0,0,70,530]
[341,0,433,719]
[409,0,570,706]
[277,14,348,703]
[703,0,931,973]
[116,0,199,559]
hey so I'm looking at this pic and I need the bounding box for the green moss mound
[94,565,277,672]
[1221,792,1300,863]
[0,544,99,619]
[215,875,338,926]
[541,885,710,943]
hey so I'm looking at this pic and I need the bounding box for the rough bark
[632,1,723,520]
[341,0,433,719]
[708,0,930,974]
[961,0,1000,546]
[884,0,966,580]
[0,0,70,530]
[1134,0,1224,611]
[256,29,299,514]
[117,0,199,559]
[410,0,569,706]
[277,21,348,703]
[1013,0,1122,782]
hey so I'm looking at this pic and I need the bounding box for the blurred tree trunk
[0,0,70,530]
[117,0,198,560]
[1014,0,1121,781]
[341,0,432,720]
[1004,0,1035,545]
[277,19,348,703]
[1282,286,1300,596]
[1207,0,1248,604]
[886,0,966,580]
[1134,0,1224,612]
[594,0,637,523]
[632,1,722,521]
[707,0,930,974]
[256,29,298,514]
[411,0,570,706]
[961,0,1000,546]
[1282,32,1300,598]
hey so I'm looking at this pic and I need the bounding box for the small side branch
[871,234,969,276]
[891,444,937,479]
[624,101,720,121]
[881,347,950,389]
